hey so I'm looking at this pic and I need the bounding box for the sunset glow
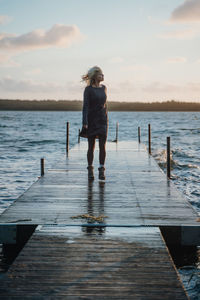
[0,0,200,102]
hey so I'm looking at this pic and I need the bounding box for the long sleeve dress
[82,85,108,138]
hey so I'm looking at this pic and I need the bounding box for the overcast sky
[0,0,200,102]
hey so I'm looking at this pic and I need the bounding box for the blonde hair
[82,66,102,86]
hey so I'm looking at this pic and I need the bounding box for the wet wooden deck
[0,141,198,226]
[0,140,195,299]
[0,226,189,299]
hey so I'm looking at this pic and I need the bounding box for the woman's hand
[83,125,88,129]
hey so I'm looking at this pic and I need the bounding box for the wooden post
[66,122,69,154]
[41,158,44,176]
[78,129,80,143]
[148,124,151,155]
[138,127,141,144]
[167,136,171,179]
[116,122,119,142]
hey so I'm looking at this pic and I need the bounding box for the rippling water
[0,110,200,298]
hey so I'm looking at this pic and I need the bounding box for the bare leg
[87,136,96,166]
[99,135,106,166]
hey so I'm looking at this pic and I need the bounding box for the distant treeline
[0,99,200,111]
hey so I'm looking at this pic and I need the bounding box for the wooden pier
[0,140,199,299]
[0,141,198,227]
[0,226,188,299]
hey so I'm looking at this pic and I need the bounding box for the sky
[0,0,200,102]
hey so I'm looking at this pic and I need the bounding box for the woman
[82,66,108,180]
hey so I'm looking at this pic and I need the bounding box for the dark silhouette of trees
[0,99,200,111]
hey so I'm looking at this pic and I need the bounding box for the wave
[25,140,58,146]
[0,124,9,128]
[0,156,6,160]
[175,163,199,170]
[18,148,28,152]
[179,128,200,134]
[153,149,199,171]
[0,115,13,120]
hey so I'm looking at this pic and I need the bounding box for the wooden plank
[0,226,189,299]
[0,141,198,226]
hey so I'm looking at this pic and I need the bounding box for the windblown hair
[82,66,102,86]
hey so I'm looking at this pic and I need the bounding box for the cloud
[158,1,200,41]
[1,77,200,101]
[158,28,199,39]
[0,76,82,95]
[0,15,12,25]
[107,80,200,101]
[117,80,136,91]
[110,80,200,96]
[121,64,150,72]
[142,81,200,94]
[0,53,20,67]
[109,56,124,64]
[185,82,200,92]
[25,68,42,75]
[142,82,182,93]
[106,80,138,96]
[0,77,51,93]
[0,53,9,63]
[167,57,187,63]
[0,24,84,54]
[170,0,200,23]
[0,32,15,40]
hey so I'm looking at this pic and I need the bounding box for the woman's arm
[104,85,107,95]
[82,87,89,127]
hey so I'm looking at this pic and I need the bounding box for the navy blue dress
[82,85,108,138]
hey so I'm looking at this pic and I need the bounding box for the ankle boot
[98,167,105,180]
[87,166,94,180]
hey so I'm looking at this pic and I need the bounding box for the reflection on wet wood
[0,141,198,226]
[0,141,192,299]
[0,227,189,299]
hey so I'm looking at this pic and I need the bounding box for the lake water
[0,110,200,298]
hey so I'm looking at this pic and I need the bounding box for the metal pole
[41,158,44,176]
[66,122,69,154]
[148,124,151,155]
[78,129,80,143]
[116,122,119,142]
[167,136,171,179]
[138,127,141,143]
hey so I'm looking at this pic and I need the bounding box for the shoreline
[1,99,200,112]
